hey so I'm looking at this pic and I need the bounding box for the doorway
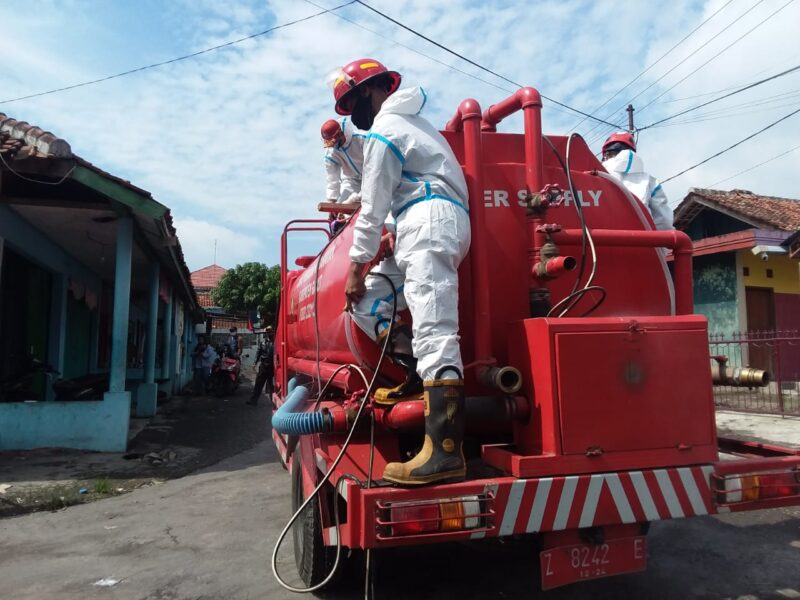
[745,286,775,372]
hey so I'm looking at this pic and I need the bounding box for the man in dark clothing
[246,327,274,406]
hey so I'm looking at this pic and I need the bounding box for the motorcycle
[209,344,244,396]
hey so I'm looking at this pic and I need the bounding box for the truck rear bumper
[311,442,800,550]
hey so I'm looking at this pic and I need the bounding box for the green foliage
[93,478,111,494]
[210,263,281,325]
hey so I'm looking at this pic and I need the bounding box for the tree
[211,263,281,327]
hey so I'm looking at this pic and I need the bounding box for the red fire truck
[270,87,800,593]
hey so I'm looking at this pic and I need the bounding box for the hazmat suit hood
[377,86,427,119]
[602,149,673,231]
[603,149,646,176]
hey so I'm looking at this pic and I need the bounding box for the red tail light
[389,504,440,536]
[719,470,800,503]
[382,496,484,537]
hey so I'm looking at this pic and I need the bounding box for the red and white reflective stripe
[272,428,288,464]
[471,483,498,539]
[490,465,713,536]
[323,526,338,545]
[314,449,350,502]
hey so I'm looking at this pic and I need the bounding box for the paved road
[1,440,799,600]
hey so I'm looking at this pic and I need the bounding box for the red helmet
[602,132,636,153]
[321,119,342,147]
[333,58,401,116]
[321,119,341,140]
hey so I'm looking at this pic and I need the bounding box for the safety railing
[709,330,800,415]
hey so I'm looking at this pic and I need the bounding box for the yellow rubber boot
[382,377,466,485]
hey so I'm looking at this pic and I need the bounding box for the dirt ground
[0,381,269,518]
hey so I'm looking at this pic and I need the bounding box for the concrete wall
[0,397,130,451]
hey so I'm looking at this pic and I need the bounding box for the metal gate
[709,330,800,416]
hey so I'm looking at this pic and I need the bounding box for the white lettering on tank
[563,190,591,207]
[493,190,510,207]
[483,189,602,208]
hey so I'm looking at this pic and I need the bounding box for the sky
[1,0,799,271]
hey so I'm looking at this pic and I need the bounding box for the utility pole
[627,104,635,133]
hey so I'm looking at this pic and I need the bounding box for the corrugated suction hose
[271,382,329,435]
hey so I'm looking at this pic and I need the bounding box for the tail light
[718,470,800,503]
[378,495,486,538]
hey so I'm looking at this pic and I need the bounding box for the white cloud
[171,217,262,271]
[1,0,798,272]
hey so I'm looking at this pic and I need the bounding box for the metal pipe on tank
[446,99,496,375]
[380,395,530,432]
[549,228,695,314]
[286,357,367,394]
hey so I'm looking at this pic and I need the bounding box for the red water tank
[277,114,674,395]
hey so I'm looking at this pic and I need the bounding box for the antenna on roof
[214,239,217,266]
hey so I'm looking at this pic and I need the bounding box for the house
[190,264,250,334]
[673,188,800,378]
[0,113,203,451]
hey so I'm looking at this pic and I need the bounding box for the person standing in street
[191,335,214,397]
[246,327,274,406]
[227,327,243,358]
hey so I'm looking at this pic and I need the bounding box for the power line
[353,0,625,129]
[300,0,516,96]
[639,63,800,129]
[661,106,800,183]
[652,52,800,103]
[709,142,800,186]
[0,0,357,105]
[568,0,735,133]
[635,0,797,115]
[582,0,768,142]
[648,94,800,128]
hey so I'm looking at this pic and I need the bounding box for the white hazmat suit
[602,149,673,231]
[350,86,471,381]
[324,118,366,204]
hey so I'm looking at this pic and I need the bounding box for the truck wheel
[291,460,337,588]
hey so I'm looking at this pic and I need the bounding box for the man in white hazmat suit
[333,58,471,486]
[321,118,365,205]
[321,120,414,392]
[601,132,673,231]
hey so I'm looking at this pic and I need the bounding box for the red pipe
[379,395,530,432]
[549,228,695,314]
[446,99,495,372]
[479,88,544,196]
[286,357,367,393]
[533,255,577,280]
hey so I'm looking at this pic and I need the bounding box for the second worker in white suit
[333,58,471,486]
[601,131,673,231]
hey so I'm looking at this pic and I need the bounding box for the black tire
[291,459,337,589]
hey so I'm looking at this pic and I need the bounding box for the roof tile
[191,265,227,289]
[676,188,800,231]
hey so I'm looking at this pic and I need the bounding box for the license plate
[540,536,647,590]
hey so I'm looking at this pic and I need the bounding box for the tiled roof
[0,112,199,312]
[211,316,250,331]
[196,291,220,308]
[675,188,800,231]
[0,113,72,159]
[191,265,227,289]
